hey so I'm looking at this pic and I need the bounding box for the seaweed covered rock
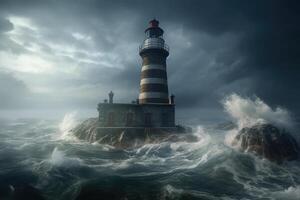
[71,118,195,149]
[233,123,299,163]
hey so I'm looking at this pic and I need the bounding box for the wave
[223,93,294,130]
[56,112,79,141]
[222,93,296,147]
[50,147,83,168]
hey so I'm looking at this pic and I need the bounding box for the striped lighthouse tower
[138,19,170,104]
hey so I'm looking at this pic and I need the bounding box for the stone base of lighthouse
[72,118,193,149]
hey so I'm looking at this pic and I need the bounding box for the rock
[233,123,299,163]
[71,118,195,149]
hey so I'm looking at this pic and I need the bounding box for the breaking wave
[57,112,79,140]
[223,93,293,130]
[222,93,297,147]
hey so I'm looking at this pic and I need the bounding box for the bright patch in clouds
[0,52,53,73]
[8,16,38,31]
[0,14,134,109]
[72,32,92,41]
[4,16,53,74]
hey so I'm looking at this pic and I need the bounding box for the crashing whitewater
[0,94,299,200]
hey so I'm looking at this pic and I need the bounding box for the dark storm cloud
[0,0,299,120]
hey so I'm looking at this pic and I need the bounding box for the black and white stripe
[139,63,169,104]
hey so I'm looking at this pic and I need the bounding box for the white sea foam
[223,93,293,130]
[57,112,79,140]
[170,126,210,153]
[50,147,82,167]
[223,93,294,147]
[163,185,183,198]
[224,128,241,148]
[115,126,215,175]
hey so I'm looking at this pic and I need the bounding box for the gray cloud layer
[0,0,299,121]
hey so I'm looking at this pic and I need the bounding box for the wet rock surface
[233,123,299,163]
[72,118,195,149]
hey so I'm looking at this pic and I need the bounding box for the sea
[0,94,299,200]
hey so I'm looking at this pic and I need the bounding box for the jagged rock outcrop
[72,118,195,149]
[233,123,299,163]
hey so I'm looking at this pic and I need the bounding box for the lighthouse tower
[138,19,170,104]
[97,19,175,128]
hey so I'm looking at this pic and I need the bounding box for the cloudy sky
[0,0,299,122]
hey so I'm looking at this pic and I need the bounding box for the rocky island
[72,118,194,148]
[232,123,299,163]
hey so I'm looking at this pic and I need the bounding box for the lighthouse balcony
[139,38,169,53]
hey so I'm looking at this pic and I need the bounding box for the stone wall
[97,103,175,127]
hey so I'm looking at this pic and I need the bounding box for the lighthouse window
[146,31,150,38]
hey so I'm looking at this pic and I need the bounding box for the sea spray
[222,93,295,147]
[223,93,293,130]
[57,112,79,140]
[223,94,299,162]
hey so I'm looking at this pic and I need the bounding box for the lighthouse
[97,19,175,128]
[139,19,170,104]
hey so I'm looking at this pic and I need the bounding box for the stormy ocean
[0,95,300,200]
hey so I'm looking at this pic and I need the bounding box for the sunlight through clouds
[0,13,141,110]
[0,52,53,73]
